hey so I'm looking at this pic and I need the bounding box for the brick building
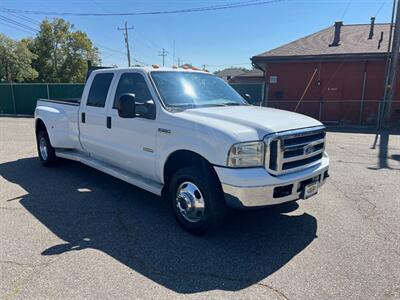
[251,19,400,125]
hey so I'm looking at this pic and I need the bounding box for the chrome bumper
[214,155,329,208]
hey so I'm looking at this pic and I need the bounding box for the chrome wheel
[39,136,48,161]
[176,181,205,223]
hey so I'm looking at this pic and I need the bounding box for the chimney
[330,21,343,47]
[368,17,376,39]
[378,31,384,49]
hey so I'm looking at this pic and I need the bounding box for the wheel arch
[35,118,47,134]
[35,118,55,147]
[162,149,222,191]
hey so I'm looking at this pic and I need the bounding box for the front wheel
[36,129,57,167]
[169,166,227,235]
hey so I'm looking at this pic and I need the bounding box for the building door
[321,79,343,123]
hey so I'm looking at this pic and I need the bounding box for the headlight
[227,141,265,168]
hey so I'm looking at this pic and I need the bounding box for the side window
[87,73,114,108]
[114,73,152,108]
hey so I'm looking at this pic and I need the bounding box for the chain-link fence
[266,99,400,126]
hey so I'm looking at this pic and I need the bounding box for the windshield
[150,71,247,109]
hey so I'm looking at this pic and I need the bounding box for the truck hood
[179,105,322,139]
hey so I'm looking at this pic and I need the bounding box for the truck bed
[35,98,81,150]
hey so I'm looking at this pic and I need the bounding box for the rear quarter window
[87,73,114,107]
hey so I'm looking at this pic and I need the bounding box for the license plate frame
[303,181,319,199]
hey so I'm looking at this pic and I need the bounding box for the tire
[169,166,227,235]
[36,129,57,167]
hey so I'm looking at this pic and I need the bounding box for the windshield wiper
[222,102,242,106]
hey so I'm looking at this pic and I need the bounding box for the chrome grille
[265,126,326,175]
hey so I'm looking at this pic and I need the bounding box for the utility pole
[118,21,134,67]
[177,57,181,67]
[381,0,400,127]
[159,48,168,67]
[173,40,175,66]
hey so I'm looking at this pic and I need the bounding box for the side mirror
[243,93,251,102]
[117,93,136,118]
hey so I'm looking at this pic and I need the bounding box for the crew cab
[35,67,329,234]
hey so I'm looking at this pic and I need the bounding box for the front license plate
[303,182,318,199]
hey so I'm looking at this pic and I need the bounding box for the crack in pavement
[0,260,48,268]
[2,249,68,300]
[330,180,400,259]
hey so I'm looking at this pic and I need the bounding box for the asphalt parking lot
[1,117,399,299]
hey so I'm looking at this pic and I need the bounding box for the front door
[105,71,158,181]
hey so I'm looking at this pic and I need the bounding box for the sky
[0,0,396,72]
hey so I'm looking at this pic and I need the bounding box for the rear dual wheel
[36,129,57,167]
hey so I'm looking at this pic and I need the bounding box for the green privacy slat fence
[0,84,15,114]
[0,83,85,115]
[0,83,263,115]
[13,84,48,115]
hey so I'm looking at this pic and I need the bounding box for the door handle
[106,116,112,129]
[81,112,85,123]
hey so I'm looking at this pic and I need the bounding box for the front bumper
[214,155,329,208]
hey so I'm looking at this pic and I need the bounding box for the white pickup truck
[35,67,329,234]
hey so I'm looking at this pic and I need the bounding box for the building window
[270,75,278,84]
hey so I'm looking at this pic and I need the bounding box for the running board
[55,150,163,196]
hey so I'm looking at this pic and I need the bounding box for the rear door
[79,72,115,161]
[104,71,158,180]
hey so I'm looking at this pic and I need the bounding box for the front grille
[265,126,326,176]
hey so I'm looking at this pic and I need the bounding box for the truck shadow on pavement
[0,157,317,294]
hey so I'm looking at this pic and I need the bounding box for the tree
[0,34,38,82]
[30,18,100,83]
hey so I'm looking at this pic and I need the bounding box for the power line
[95,43,126,55]
[341,0,352,20]
[1,0,289,17]
[132,58,149,66]
[0,15,38,33]
[205,62,251,67]
[1,9,40,26]
[0,20,35,34]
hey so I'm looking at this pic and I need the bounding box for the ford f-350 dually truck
[35,67,329,234]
